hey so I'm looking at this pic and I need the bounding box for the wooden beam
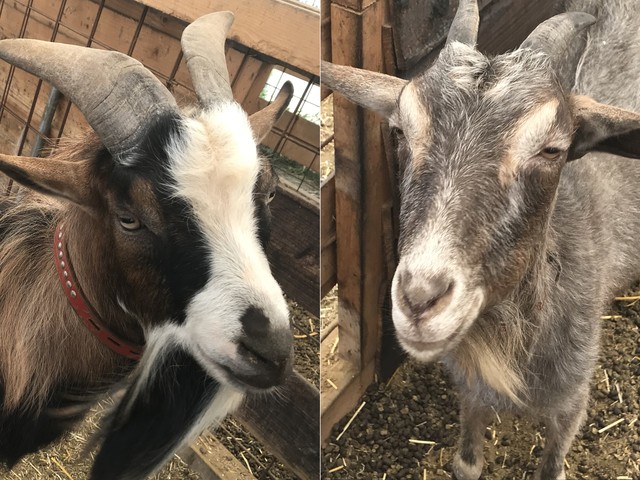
[262,101,321,174]
[320,328,375,443]
[180,433,256,480]
[321,0,394,441]
[320,173,336,297]
[234,372,320,480]
[133,0,320,75]
[330,0,389,368]
[268,183,320,317]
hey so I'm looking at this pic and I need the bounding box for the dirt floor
[0,298,318,480]
[321,289,640,480]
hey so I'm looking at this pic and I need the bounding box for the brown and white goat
[0,12,295,480]
[324,0,640,478]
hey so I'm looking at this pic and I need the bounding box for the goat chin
[90,344,243,480]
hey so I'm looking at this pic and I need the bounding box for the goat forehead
[398,48,567,171]
[397,50,569,249]
[407,45,560,128]
[170,104,260,200]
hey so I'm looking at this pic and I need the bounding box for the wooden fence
[320,0,560,442]
[0,0,320,478]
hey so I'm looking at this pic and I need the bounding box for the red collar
[54,224,144,361]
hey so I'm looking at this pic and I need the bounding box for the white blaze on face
[391,226,485,362]
[166,102,289,381]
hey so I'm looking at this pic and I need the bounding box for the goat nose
[396,270,454,321]
[237,307,293,389]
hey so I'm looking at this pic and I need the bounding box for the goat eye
[540,147,563,160]
[392,127,405,139]
[118,215,141,231]
[267,189,277,204]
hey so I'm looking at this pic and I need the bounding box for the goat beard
[89,343,243,480]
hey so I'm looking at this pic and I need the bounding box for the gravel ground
[1,298,319,480]
[322,288,640,479]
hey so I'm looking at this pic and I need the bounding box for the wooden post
[234,372,319,480]
[321,0,393,441]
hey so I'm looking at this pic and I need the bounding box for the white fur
[395,82,431,160]
[391,226,486,360]
[165,102,289,385]
[511,99,571,161]
[132,325,244,478]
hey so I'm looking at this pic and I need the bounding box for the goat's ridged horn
[520,12,596,67]
[446,0,480,46]
[181,12,234,106]
[0,39,178,157]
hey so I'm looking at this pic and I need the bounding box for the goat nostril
[240,306,270,338]
[398,274,454,320]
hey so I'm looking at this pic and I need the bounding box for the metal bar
[166,51,184,90]
[54,0,106,143]
[15,79,42,155]
[0,0,32,126]
[49,0,69,41]
[127,6,148,57]
[30,87,62,157]
[273,72,313,153]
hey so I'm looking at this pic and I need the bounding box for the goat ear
[0,154,93,205]
[322,61,407,118]
[249,81,294,143]
[569,95,640,160]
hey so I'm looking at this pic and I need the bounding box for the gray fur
[324,0,640,478]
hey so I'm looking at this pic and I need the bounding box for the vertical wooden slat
[331,0,388,372]
[321,0,391,442]
[331,1,364,368]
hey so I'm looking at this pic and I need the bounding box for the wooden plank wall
[135,0,319,75]
[0,0,320,163]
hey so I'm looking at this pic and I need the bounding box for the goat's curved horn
[0,40,178,158]
[446,0,480,46]
[520,13,596,69]
[181,12,235,107]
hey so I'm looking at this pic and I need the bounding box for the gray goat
[323,0,640,478]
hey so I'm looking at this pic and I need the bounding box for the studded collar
[54,223,144,361]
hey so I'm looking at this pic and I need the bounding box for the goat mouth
[195,345,290,392]
[397,318,471,360]
[400,337,448,351]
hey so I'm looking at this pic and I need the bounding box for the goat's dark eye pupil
[540,147,563,160]
[118,215,141,231]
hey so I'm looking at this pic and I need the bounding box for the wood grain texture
[395,0,559,76]
[180,433,256,480]
[234,372,320,480]
[320,327,375,443]
[133,0,320,75]
[268,183,320,317]
[320,173,336,297]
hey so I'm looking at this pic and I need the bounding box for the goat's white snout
[184,252,292,392]
[391,258,485,362]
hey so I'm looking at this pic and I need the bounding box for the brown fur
[0,135,140,412]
